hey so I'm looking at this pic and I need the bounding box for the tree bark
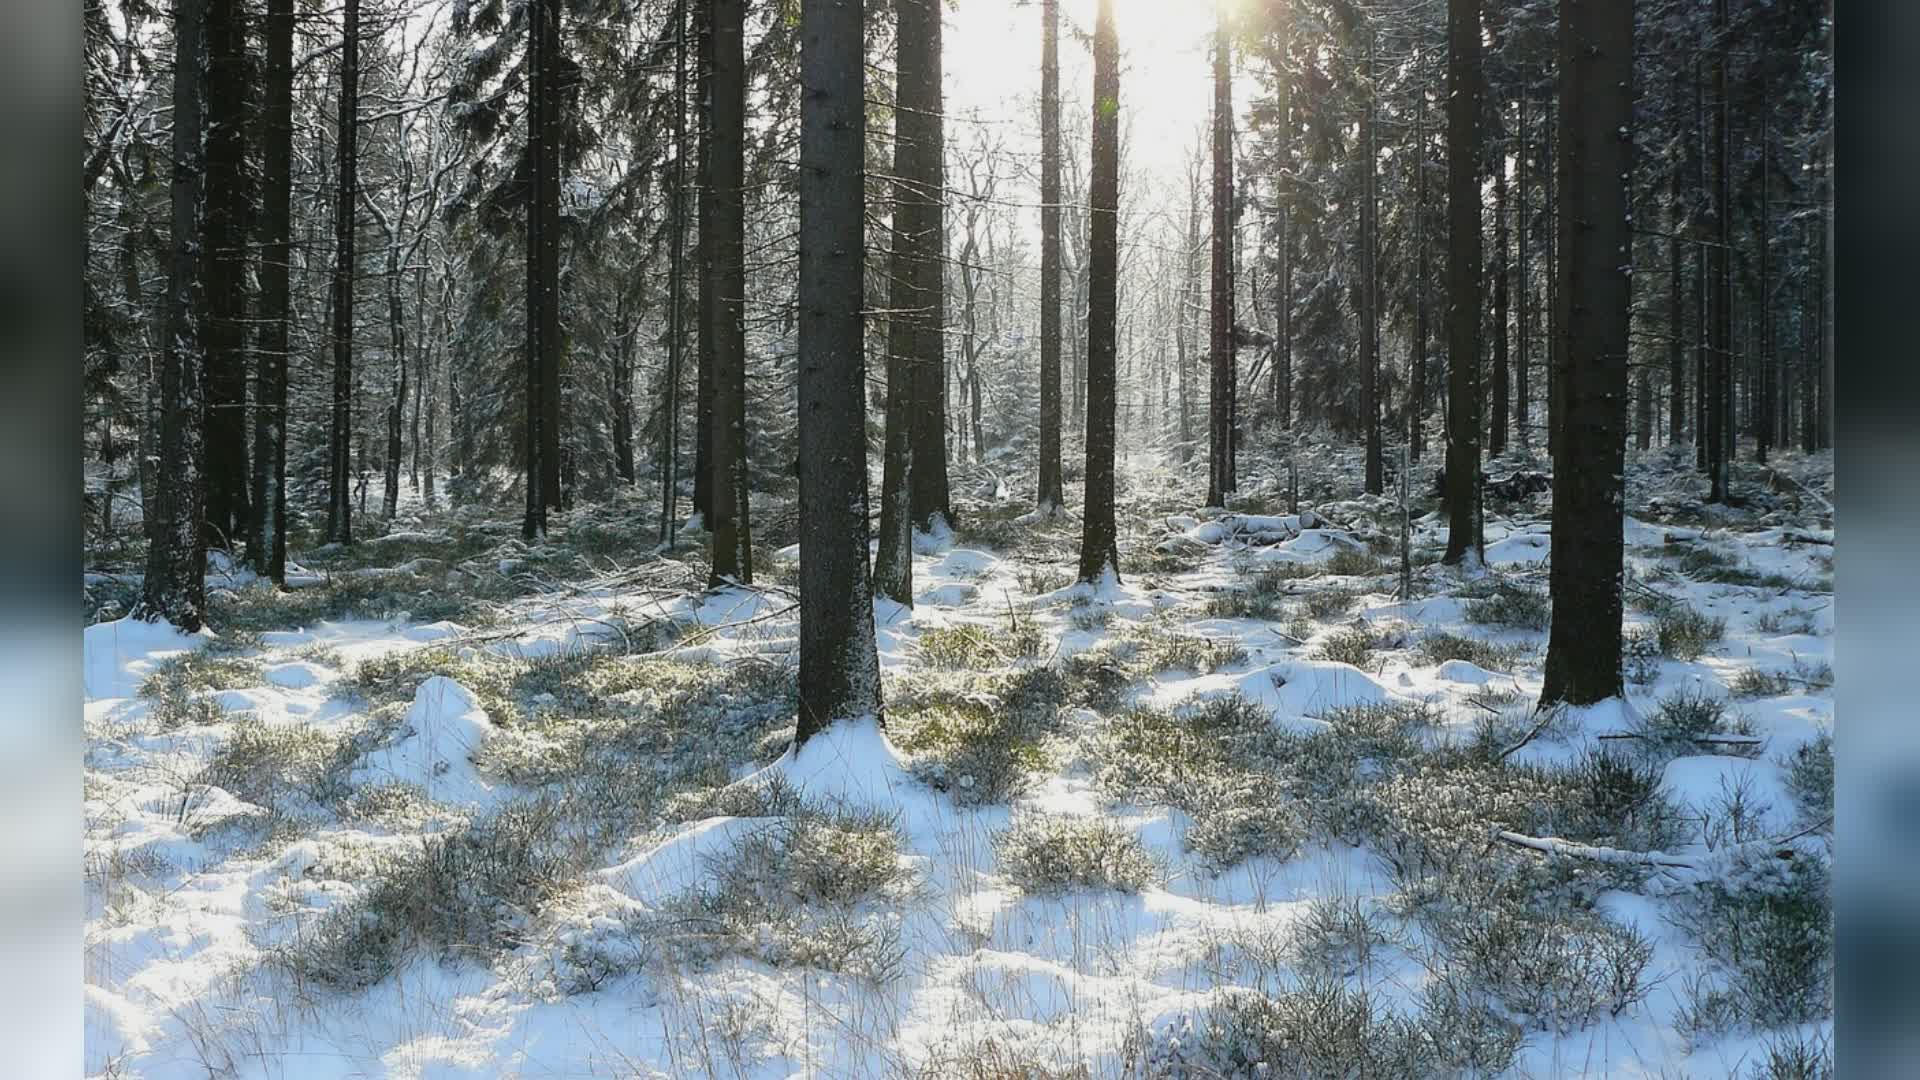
[661,0,688,541]
[1441,0,1483,565]
[795,0,882,744]
[1411,86,1426,461]
[202,0,250,551]
[707,0,752,585]
[325,0,360,546]
[1706,0,1731,501]
[1206,14,1235,507]
[1491,143,1510,458]
[1541,0,1633,707]
[1035,0,1065,513]
[524,0,564,539]
[906,0,950,534]
[249,0,292,584]
[137,0,210,629]
[1077,0,1121,585]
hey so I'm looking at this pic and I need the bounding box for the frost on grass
[993,811,1158,893]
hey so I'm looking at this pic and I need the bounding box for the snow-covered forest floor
[82,445,1834,1078]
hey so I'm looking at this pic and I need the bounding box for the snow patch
[352,676,497,805]
[83,616,210,700]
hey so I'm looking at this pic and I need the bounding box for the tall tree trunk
[1667,164,1686,446]
[692,6,716,526]
[1491,144,1510,458]
[875,0,942,603]
[525,0,564,538]
[325,0,359,546]
[1692,56,1708,467]
[1036,0,1065,512]
[1755,101,1773,465]
[1706,0,1731,501]
[382,244,407,519]
[249,0,291,584]
[1542,0,1633,706]
[137,0,210,629]
[906,0,950,534]
[661,0,688,541]
[1206,13,1235,507]
[1514,87,1530,449]
[1077,0,1121,585]
[1411,87,1427,461]
[1441,0,1483,565]
[794,0,882,744]
[1360,27,1383,493]
[410,267,426,492]
[708,0,752,585]
[612,290,635,483]
[1177,170,1200,456]
[203,0,250,551]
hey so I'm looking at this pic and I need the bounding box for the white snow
[351,675,498,805]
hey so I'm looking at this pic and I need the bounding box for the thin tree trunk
[203,0,250,551]
[1541,0,1633,706]
[1411,87,1426,461]
[1491,142,1510,458]
[1077,0,1121,585]
[325,0,359,546]
[1707,0,1731,501]
[794,0,882,744]
[661,0,688,541]
[1515,86,1530,449]
[1668,163,1686,446]
[692,5,715,526]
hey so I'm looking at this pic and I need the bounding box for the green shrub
[1206,563,1314,620]
[1671,849,1832,1028]
[916,623,1006,669]
[1325,546,1385,577]
[1314,627,1378,668]
[994,812,1158,893]
[1656,604,1728,660]
[1732,667,1796,698]
[1415,632,1527,672]
[1464,582,1551,631]
[1302,585,1361,620]
[1431,904,1656,1033]
[1116,621,1247,676]
[198,716,356,812]
[1784,732,1834,822]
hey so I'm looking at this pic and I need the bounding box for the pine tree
[1542,0,1633,707]
[1077,0,1121,586]
[906,0,950,534]
[795,0,882,744]
[202,0,250,551]
[523,0,563,538]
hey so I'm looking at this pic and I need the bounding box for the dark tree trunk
[1206,14,1235,507]
[1692,56,1708,467]
[1177,170,1200,455]
[202,0,250,551]
[1755,103,1773,466]
[1515,87,1530,449]
[524,0,563,538]
[1077,0,1121,585]
[661,0,688,540]
[1411,87,1426,461]
[1706,0,1731,501]
[1360,30,1383,493]
[906,0,950,534]
[325,0,359,546]
[1541,0,1632,707]
[137,0,210,630]
[874,0,939,606]
[1441,0,1483,565]
[1036,0,1065,513]
[794,0,882,744]
[382,245,407,520]
[249,0,291,584]
[1668,164,1686,446]
[708,0,752,585]
[612,291,636,483]
[1491,146,1510,458]
[692,6,715,526]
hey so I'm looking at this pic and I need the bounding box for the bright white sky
[945,0,1226,186]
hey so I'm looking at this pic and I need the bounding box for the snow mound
[83,616,211,700]
[1255,659,1399,717]
[1436,659,1497,684]
[1485,529,1551,564]
[401,620,469,642]
[263,659,329,689]
[598,816,781,908]
[1662,755,1794,819]
[352,676,497,805]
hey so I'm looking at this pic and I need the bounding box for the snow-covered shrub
[1318,700,1435,763]
[1324,546,1386,577]
[1414,631,1529,673]
[1635,687,1751,756]
[1302,584,1361,619]
[1115,620,1247,677]
[1314,626,1378,668]
[197,715,356,814]
[1464,580,1551,631]
[1289,895,1395,977]
[1137,978,1516,1079]
[1654,603,1728,659]
[1732,667,1796,699]
[1754,606,1820,635]
[1206,561,1315,619]
[1750,1030,1834,1080]
[352,646,518,720]
[1622,627,1663,685]
[277,800,577,990]
[1428,903,1656,1033]
[917,623,1006,669]
[994,812,1158,894]
[1784,732,1834,822]
[1671,849,1832,1029]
